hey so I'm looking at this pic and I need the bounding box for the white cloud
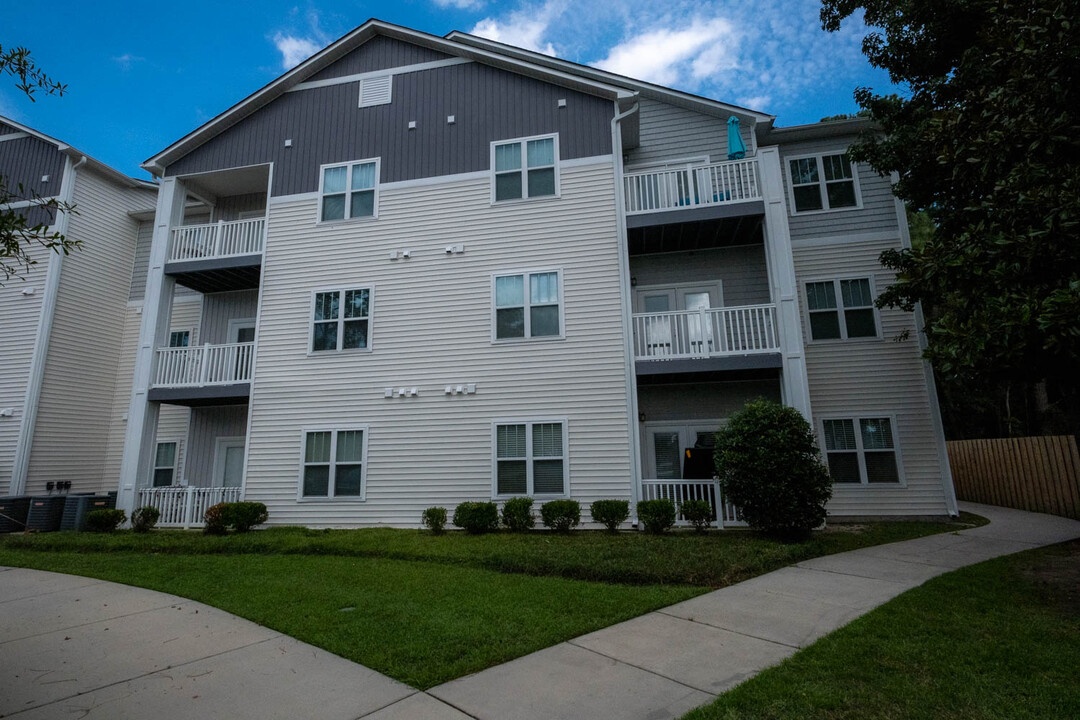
[594,18,737,87]
[433,0,485,9]
[470,1,565,55]
[112,53,145,70]
[273,33,322,69]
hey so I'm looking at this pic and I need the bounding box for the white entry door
[643,422,726,480]
[214,437,246,488]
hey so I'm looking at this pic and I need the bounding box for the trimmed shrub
[637,499,676,534]
[501,497,535,532]
[204,503,228,535]
[590,499,630,533]
[453,502,499,534]
[130,506,160,533]
[222,502,268,532]
[422,506,447,534]
[85,508,126,533]
[715,398,832,541]
[540,499,580,533]
[679,499,713,533]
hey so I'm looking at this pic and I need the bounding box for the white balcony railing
[136,486,243,528]
[623,158,761,215]
[632,304,780,361]
[152,342,254,388]
[168,217,266,263]
[640,479,746,528]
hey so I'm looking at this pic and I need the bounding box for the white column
[116,178,184,511]
[757,147,812,421]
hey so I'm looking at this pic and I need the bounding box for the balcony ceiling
[628,214,764,255]
[182,164,270,201]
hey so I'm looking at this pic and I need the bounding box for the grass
[0,514,984,689]
[682,539,1080,720]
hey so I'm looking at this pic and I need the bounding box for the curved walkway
[2,502,1078,720]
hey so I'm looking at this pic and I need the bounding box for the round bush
[637,499,676,534]
[679,499,713,533]
[422,506,447,534]
[453,502,499,534]
[222,502,268,532]
[130,506,160,533]
[540,500,580,533]
[85,508,126,533]
[203,502,228,535]
[715,398,832,541]
[501,497,535,532]
[590,499,630,533]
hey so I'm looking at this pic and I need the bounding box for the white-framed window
[492,269,563,341]
[821,415,903,485]
[310,287,372,352]
[804,277,879,341]
[491,134,559,202]
[493,419,569,498]
[153,440,179,487]
[358,75,392,107]
[299,427,368,500]
[168,329,191,348]
[319,158,379,222]
[787,153,861,213]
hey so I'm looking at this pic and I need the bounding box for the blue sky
[2,0,895,179]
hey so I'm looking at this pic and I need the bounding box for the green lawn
[0,515,982,690]
[682,539,1080,720]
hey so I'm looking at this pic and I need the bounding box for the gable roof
[142,19,636,175]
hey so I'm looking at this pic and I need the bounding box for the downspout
[10,153,87,495]
[610,100,642,520]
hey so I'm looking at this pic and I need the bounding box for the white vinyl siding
[492,270,563,341]
[493,420,568,498]
[310,287,372,352]
[299,427,368,500]
[626,96,754,168]
[319,159,379,222]
[787,153,861,214]
[805,277,879,341]
[821,416,903,485]
[491,134,559,202]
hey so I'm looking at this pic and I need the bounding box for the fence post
[713,480,724,529]
[182,487,195,529]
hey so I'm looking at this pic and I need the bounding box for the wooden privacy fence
[947,435,1080,520]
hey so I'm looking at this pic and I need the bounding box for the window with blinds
[494,420,568,497]
[822,416,901,485]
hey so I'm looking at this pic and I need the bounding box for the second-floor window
[493,270,562,341]
[311,288,371,352]
[788,153,859,213]
[805,278,878,341]
[492,135,558,202]
[168,330,191,348]
[320,159,379,222]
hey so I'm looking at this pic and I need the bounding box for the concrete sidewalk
[2,503,1078,719]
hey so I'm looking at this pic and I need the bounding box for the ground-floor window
[153,441,178,486]
[493,420,568,497]
[300,427,368,499]
[821,415,902,484]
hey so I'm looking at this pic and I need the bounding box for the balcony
[632,304,782,376]
[623,158,763,229]
[147,342,253,406]
[164,217,265,293]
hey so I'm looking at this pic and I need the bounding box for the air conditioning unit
[0,496,31,533]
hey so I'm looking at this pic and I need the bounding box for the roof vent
[359,75,392,108]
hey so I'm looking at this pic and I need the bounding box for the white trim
[307,285,375,355]
[0,196,60,211]
[212,436,247,488]
[490,133,561,204]
[785,152,863,216]
[558,155,613,170]
[820,413,907,487]
[491,418,570,500]
[790,230,901,248]
[152,438,182,487]
[290,57,472,92]
[490,268,565,344]
[380,170,489,192]
[802,275,882,343]
[269,191,321,206]
[317,157,380,223]
[168,327,194,347]
[297,425,370,501]
[0,131,29,143]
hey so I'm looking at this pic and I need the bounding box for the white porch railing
[135,486,243,528]
[152,342,254,388]
[168,217,266,262]
[623,158,760,215]
[640,479,747,528]
[632,304,780,361]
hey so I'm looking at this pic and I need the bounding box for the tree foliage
[820,1,1080,387]
[1,45,77,285]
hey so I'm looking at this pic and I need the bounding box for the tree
[1,45,77,284]
[819,1,1080,423]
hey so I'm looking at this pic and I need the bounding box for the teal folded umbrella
[727,116,746,160]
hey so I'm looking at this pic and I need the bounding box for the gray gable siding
[627,96,753,167]
[199,290,259,344]
[0,121,19,134]
[776,136,899,240]
[0,135,66,198]
[164,61,613,195]
[307,35,452,81]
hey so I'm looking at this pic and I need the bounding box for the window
[493,270,562,341]
[822,416,901,484]
[320,159,379,222]
[787,153,859,213]
[300,427,368,499]
[805,278,878,340]
[168,330,190,348]
[153,441,178,487]
[492,135,558,202]
[494,420,568,497]
[311,288,371,352]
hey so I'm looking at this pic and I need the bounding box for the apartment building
[109,19,957,527]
